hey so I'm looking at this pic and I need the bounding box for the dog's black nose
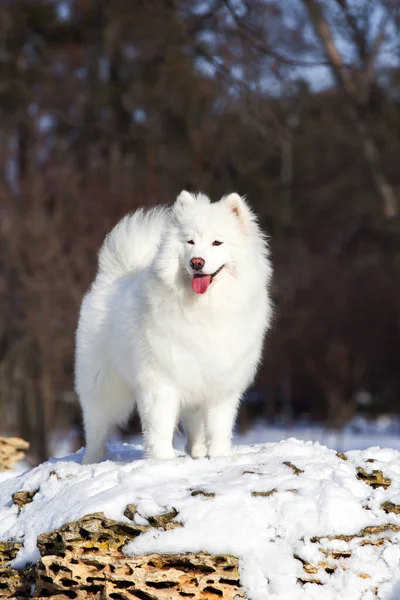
[190,257,205,271]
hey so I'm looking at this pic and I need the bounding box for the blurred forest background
[1,0,400,463]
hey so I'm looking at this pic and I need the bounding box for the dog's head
[170,191,261,295]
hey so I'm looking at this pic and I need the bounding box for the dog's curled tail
[97,206,168,283]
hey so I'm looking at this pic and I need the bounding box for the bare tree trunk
[301,0,397,218]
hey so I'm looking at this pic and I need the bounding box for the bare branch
[223,0,340,69]
[361,16,389,103]
[301,0,357,99]
[334,0,368,61]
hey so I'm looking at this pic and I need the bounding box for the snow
[1,436,400,599]
[232,417,400,453]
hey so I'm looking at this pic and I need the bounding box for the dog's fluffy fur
[75,191,273,462]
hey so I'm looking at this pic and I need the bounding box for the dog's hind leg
[80,364,133,464]
[181,406,207,459]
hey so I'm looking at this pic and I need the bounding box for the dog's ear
[175,190,195,210]
[224,193,253,233]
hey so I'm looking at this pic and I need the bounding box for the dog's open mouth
[192,265,224,294]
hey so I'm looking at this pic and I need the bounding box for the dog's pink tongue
[192,274,211,294]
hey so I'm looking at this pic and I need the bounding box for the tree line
[1,0,400,462]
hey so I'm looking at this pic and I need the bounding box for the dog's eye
[212,240,223,246]
[187,240,195,245]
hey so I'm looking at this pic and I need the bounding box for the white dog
[75,191,272,462]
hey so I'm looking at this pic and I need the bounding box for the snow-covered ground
[234,415,400,453]
[1,431,400,599]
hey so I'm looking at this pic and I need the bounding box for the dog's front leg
[137,382,179,459]
[204,397,239,457]
[181,406,207,458]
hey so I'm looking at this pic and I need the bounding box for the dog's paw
[186,442,207,459]
[207,444,232,458]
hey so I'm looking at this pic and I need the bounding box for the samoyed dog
[75,191,272,463]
